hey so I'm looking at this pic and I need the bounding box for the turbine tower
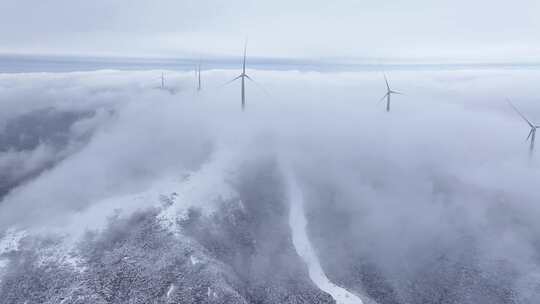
[161,72,165,90]
[225,40,254,111]
[196,62,202,91]
[378,74,403,112]
[508,99,540,156]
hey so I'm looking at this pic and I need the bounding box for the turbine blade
[245,75,271,96]
[507,99,534,128]
[378,93,389,104]
[392,91,404,95]
[384,74,390,91]
[526,129,534,142]
[243,39,248,73]
[222,75,242,87]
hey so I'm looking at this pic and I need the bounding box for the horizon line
[1,52,540,66]
[1,53,540,74]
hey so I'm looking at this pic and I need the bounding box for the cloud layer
[0,67,539,302]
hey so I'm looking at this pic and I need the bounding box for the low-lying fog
[1,67,539,303]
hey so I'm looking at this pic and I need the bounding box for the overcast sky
[1,0,539,62]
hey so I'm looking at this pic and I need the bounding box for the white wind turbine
[196,61,202,92]
[160,72,165,90]
[378,74,403,112]
[225,40,255,111]
[508,99,539,157]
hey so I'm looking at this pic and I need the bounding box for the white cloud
[0,67,538,228]
[0,67,540,300]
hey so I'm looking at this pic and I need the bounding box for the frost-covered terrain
[0,68,540,303]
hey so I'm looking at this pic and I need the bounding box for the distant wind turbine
[225,40,255,111]
[160,72,165,90]
[508,99,540,156]
[153,72,178,94]
[196,62,202,92]
[378,74,403,112]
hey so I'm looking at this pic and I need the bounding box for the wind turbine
[154,72,178,94]
[225,40,254,111]
[378,74,403,112]
[196,61,202,92]
[160,72,165,90]
[508,99,540,156]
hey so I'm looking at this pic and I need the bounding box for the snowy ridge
[44,148,238,243]
[158,148,239,234]
[286,171,365,304]
[0,148,238,283]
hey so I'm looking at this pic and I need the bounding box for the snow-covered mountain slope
[0,152,337,304]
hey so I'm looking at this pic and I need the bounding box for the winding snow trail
[287,173,364,304]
